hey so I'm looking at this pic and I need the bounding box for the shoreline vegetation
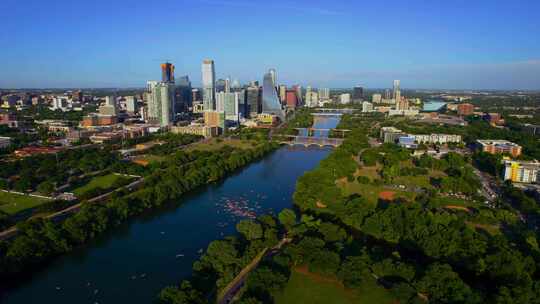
[0,133,279,289]
[158,113,540,304]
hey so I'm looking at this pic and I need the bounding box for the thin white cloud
[195,0,343,16]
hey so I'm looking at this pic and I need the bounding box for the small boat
[140,273,147,278]
[56,286,61,291]
[175,254,184,258]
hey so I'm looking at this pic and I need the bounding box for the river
[2,115,340,304]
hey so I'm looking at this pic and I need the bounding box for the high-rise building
[293,85,303,106]
[216,92,240,121]
[340,93,351,104]
[353,86,364,101]
[125,96,137,113]
[372,93,382,104]
[384,89,391,99]
[202,59,216,111]
[396,98,409,111]
[269,69,277,89]
[246,86,261,118]
[161,62,175,83]
[216,79,226,93]
[261,70,284,120]
[285,90,298,108]
[319,88,330,100]
[362,101,374,113]
[393,80,401,103]
[148,82,176,126]
[99,96,118,116]
[175,75,192,111]
[225,78,231,93]
[279,85,287,103]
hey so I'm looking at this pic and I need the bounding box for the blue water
[297,114,341,138]
[1,146,331,304]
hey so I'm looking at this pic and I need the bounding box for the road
[0,177,145,241]
[217,238,291,304]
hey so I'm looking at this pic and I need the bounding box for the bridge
[279,136,344,147]
[295,128,350,138]
[313,108,356,114]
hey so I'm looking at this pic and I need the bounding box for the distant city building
[477,140,522,157]
[176,75,192,111]
[293,85,303,105]
[340,93,351,104]
[384,89,391,100]
[285,90,298,108]
[396,98,409,111]
[412,134,462,145]
[204,110,226,133]
[171,125,219,139]
[279,85,287,104]
[192,89,201,102]
[457,103,474,116]
[202,59,216,111]
[353,86,364,101]
[372,93,382,104]
[268,69,277,89]
[362,101,373,113]
[125,96,137,113]
[216,91,240,121]
[393,80,401,104]
[148,82,176,126]
[216,78,226,93]
[305,92,319,107]
[246,86,261,118]
[99,96,118,116]
[483,112,504,125]
[380,127,407,144]
[161,62,175,83]
[504,160,540,184]
[261,70,284,120]
[319,88,330,100]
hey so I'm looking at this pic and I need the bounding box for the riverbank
[0,141,277,290]
[1,145,332,304]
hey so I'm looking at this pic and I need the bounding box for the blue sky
[1,0,539,89]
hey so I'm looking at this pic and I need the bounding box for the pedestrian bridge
[279,136,344,147]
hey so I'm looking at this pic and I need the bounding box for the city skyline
[1,0,540,89]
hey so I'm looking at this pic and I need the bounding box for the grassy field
[274,268,395,304]
[0,191,52,215]
[185,138,256,152]
[338,180,415,205]
[429,196,478,208]
[71,174,134,197]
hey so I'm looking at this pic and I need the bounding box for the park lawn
[355,165,381,180]
[394,175,432,189]
[429,196,478,208]
[274,268,395,304]
[0,191,52,215]
[185,138,256,152]
[339,180,415,205]
[71,174,134,197]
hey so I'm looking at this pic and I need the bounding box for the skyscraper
[262,70,284,120]
[202,59,216,111]
[353,86,364,101]
[246,86,261,118]
[269,69,277,89]
[161,62,175,83]
[393,80,401,103]
[319,88,330,100]
[176,75,192,111]
[148,82,176,126]
[279,85,287,104]
[216,79,226,93]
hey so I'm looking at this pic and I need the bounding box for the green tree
[236,220,263,240]
[278,208,296,230]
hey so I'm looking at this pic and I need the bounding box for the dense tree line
[291,115,540,303]
[0,142,279,282]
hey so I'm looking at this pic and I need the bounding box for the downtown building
[261,70,284,120]
[146,81,176,127]
[202,59,216,111]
